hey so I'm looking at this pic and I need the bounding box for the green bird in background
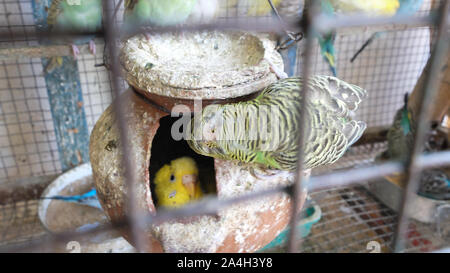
[379,93,414,162]
[123,0,198,39]
[376,94,450,199]
[47,0,103,59]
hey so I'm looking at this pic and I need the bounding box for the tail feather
[323,51,337,77]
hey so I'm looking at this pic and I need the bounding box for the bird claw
[89,40,96,55]
[247,166,265,180]
[71,44,80,60]
[270,65,288,80]
[249,166,288,180]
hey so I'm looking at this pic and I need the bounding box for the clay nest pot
[90,31,309,252]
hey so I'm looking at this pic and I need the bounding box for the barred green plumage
[187,76,367,171]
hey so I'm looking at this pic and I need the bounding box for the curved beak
[182,174,198,198]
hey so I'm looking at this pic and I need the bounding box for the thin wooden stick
[0,44,94,60]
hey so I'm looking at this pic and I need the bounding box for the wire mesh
[0,57,61,182]
[0,0,448,253]
[262,184,449,253]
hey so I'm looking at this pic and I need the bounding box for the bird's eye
[170,174,175,182]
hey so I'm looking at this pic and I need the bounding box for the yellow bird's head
[153,157,203,208]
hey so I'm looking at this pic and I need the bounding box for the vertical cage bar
[286,0,317,253]
[102,0,150,253]
[393,0,450,252]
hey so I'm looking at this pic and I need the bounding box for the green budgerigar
[47,0,103,59]
[377,93,450,189]
[379,93,415,162]
[187,76,367,171]
[380,91,448,163]
[124,0,198,29]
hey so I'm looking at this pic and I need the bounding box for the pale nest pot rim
[120,30,284,100]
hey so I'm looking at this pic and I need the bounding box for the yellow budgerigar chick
[154,157,203,208]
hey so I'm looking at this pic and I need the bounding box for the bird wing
[262,77,367,169]
[309,76,367,117]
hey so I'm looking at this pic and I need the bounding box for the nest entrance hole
[149,115,217,207]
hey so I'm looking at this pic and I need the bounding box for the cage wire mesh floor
[283,185,446,253]
[260,143,449,253]
[0,0,448,252]
[0,200,46,248]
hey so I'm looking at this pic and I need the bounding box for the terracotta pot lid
[120,31,283,100]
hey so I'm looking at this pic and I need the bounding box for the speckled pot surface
[89,89,309,253]
[120,31,284,101]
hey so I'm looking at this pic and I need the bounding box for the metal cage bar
[102,0,150,253]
